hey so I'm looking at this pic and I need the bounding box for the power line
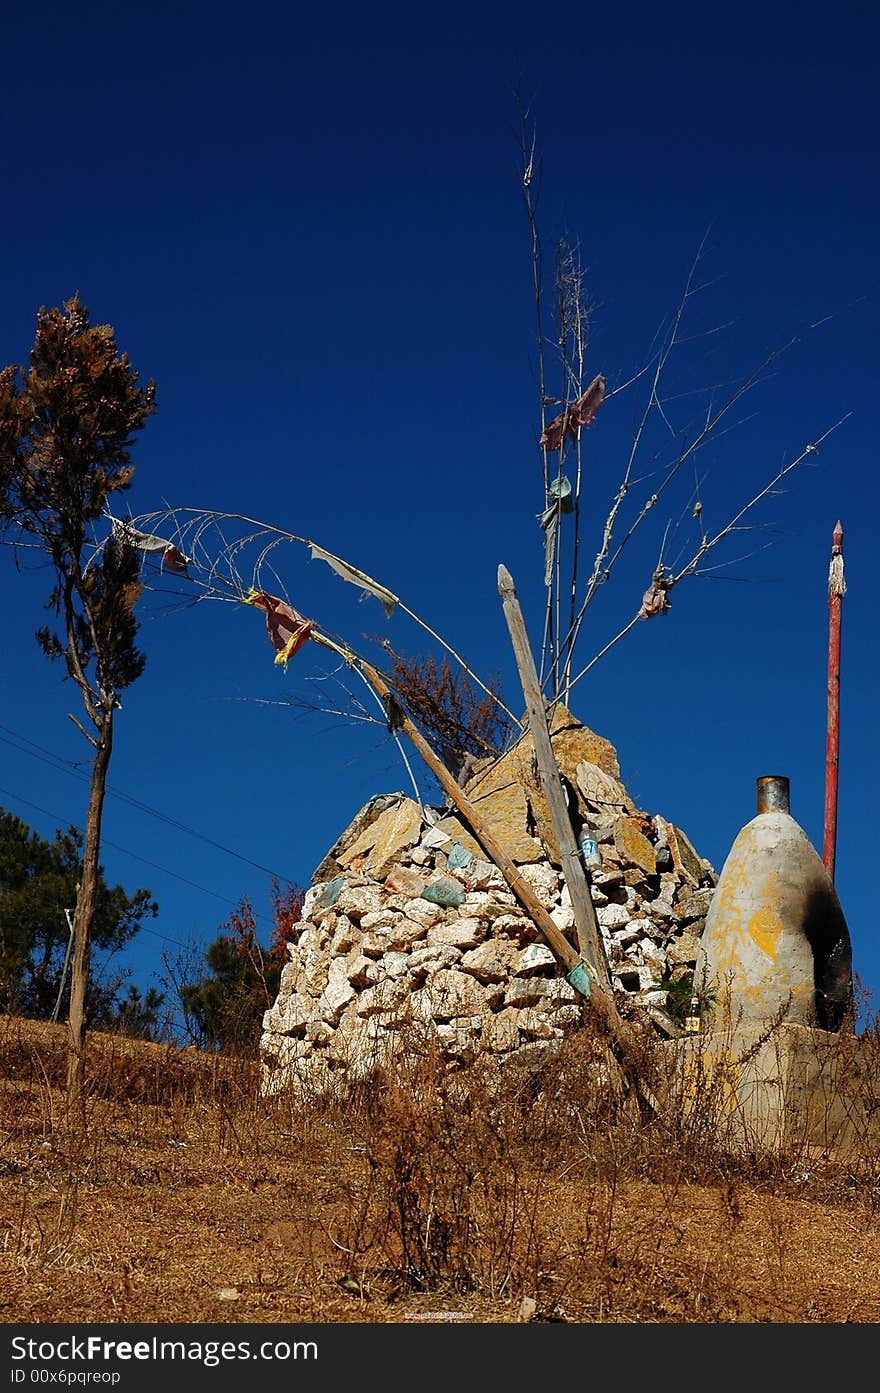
[0,784,233,904]
[0,785,275,937]
[0,721,297,883]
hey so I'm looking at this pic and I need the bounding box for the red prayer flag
[244,590,315,666]
[540,374,606,451]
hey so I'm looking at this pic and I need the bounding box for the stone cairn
[260,705,717,1098]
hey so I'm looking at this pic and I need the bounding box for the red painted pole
[823,520,845,881]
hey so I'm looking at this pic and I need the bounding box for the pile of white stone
[260,707,717,1098]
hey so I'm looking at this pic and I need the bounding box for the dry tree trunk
[65,710,114,1133]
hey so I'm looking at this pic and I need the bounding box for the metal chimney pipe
[757,775,790,815]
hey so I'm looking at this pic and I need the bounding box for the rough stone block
[426,918,485,949]
[597,903,630,931]
[516,944,558,976]
[402,897,446,930]
[460,939,519,983]
[482,1009,522,1053]
[517,1009,562,1040]
[338,797,423,878]
[613,816,657,876]
[383,864,427,897]
[360,908,402,931]
[505,977,559,1008]
[408,944,462,975]
[264,993,311,1036]
[417,969,502,1020]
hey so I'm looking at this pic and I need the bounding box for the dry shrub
[5,1010,880,1322]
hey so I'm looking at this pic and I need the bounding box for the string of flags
[104,515,400,673]
[241,544,399,668]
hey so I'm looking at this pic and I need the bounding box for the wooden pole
[51,908,76,1024]
[353,658,583,977]
[823,520,845,880]
[497,563,612,990]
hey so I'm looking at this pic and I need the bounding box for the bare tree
[515,98,849,714]
[0,295,156,1129]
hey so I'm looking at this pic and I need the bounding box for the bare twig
[666,415,851,589]
[115,506,521,730]
[549,309,844,707]
[575,231,713,629]
[560,415,851,704]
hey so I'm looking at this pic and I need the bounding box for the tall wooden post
[823,521,845,881]
[497,563,612,992]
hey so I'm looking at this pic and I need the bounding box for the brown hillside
[3,1013,880,1324]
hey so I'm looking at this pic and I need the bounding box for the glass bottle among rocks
[684,992,701,1034]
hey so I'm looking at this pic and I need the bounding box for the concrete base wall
[664,1022,880,1159]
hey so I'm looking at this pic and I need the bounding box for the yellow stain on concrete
[703,846,800,1024]
[747,903,782,960]
[705,840,749,980]
[681,1047,740,1116]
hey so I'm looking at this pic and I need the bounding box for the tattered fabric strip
[639,567,672,619]
[161,545,190,575]
[539,505,559,587]
[110,517,191,574]
[243,589,315,667]
[309,544,399,618]
[538,474,574,588]
[540,374,607,452]
[111,517,169,553]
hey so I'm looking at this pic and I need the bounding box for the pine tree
[0,806,157,1020]
[0,296,156,1127]
[180,880,303,1054]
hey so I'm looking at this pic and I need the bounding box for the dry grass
[2,1014,880,1324]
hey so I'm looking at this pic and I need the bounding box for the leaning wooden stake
[498,562,612,989]
[310,630,655,1103]
[823,520,845,880]
[353,658,583,976]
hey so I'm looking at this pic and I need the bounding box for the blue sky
[1,1,878,1027]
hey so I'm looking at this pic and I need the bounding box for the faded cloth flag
[540,374,606,452]
[309,544,398,618]
[110,517,190,574]
[243,589,315,667]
